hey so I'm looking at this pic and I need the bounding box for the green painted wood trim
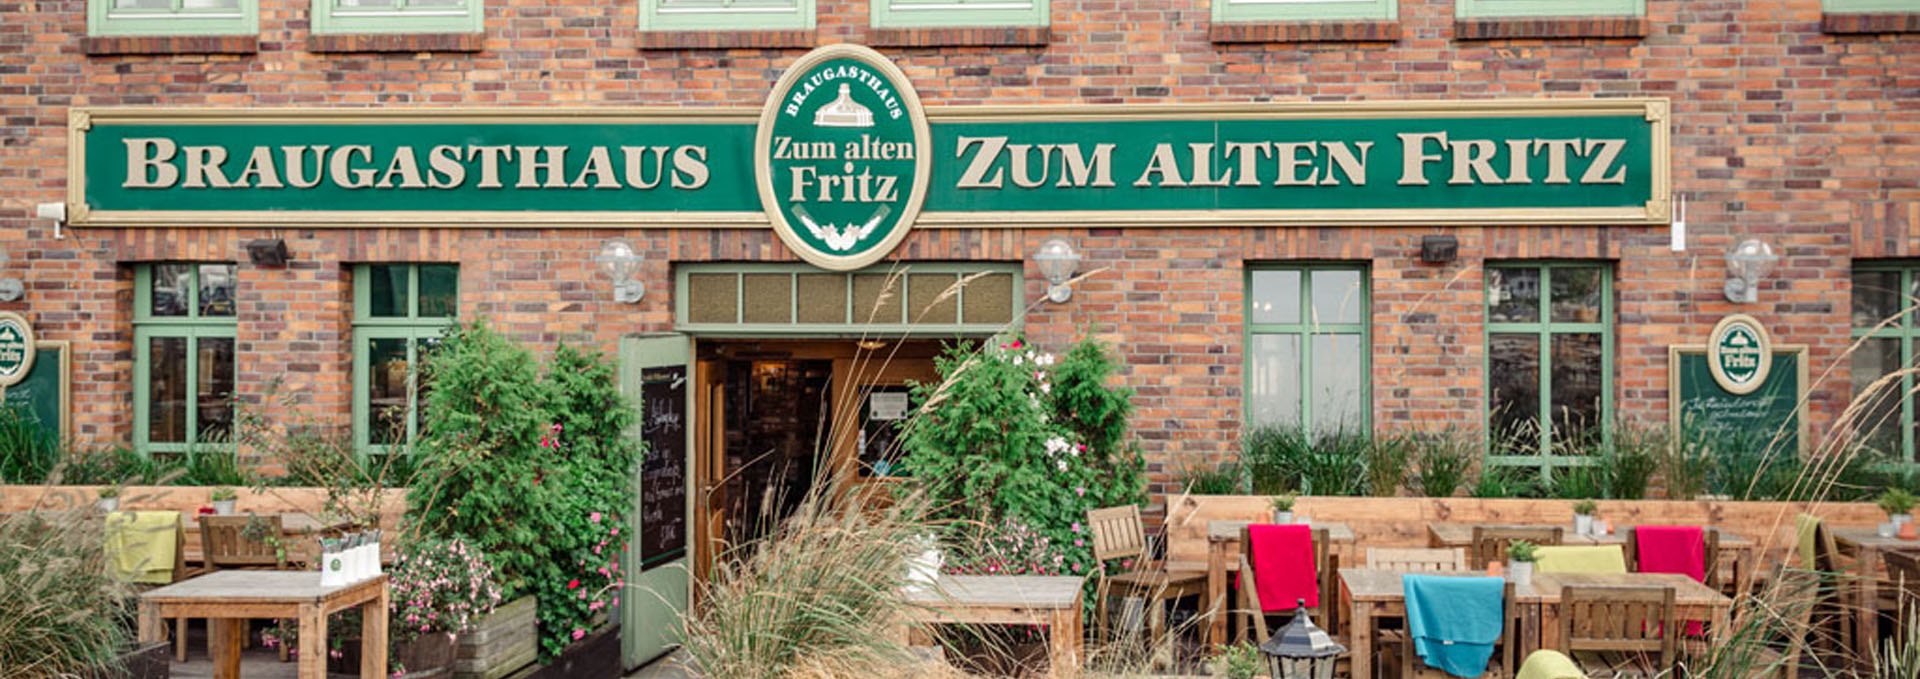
[133,264,238,456]
[1824,0,1919,13]
[1213,0,1396,23]
[871,0,1047,28]
[1850,262,1918,463]
[1455,0,1642,18]
[310,0,482,34]
[640,0,815,31]
[618,334,693,667]
[1483,261,1614,475]
[672,262,1023,335]
[352,264,456,456]
[88,0,259,37]
[1241,263,1372,435]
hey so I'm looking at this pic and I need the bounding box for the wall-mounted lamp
[1032,237,1081,304]
[0,251,21,303]
[1419,235,1458,264]
[246,238,290,268]
[1724,239,1778,304]
[594,239,645,304]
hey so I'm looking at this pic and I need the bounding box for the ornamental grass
[0,508,134,678]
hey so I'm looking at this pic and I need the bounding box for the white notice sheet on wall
[869,392,909,421]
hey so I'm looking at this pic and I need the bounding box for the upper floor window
[1486,262,1613,461]
[1215,0,1395,23]
[88,0,258,37]
[1456,0,1642,18]
[1245,264,1371,435]
[353,263,458,455]
[134,263,238,455]
[872,0,1047,28]
[311,0,483,34]
[1824,0,1916,13]
[640,0,815,31]
[1852,263,1920,463]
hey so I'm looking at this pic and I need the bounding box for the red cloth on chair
[1247,523,1318,612]
[1635,525,1707,637]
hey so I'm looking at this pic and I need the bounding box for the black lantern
[1259,599,1346,679]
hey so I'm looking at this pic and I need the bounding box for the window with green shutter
[1851,263,1920,464]
[88,0,258,37]
[134,263,239,455]
[1456,0,1642,18]
[1485,262,1613,470]
[1244,264,1371,435]
[1823,0,1917,12]
[353,264,458,455]
[311,0,483,34]
[641,0,815,31]
[871,0,1047,29]
[1215,0,1395,23]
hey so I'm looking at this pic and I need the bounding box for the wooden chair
[200,514,287,569]
[1368,547,1468,573]
[1084,505,1206,644]
[1470,525,1564,570]
[1623,526,1722,590]
[1557,585,1678,679]
[1797,515,1856,660]
[1885,551,1920,645]
[106,511,201,662]
[1737,567,1820,679]
[1236,526,1338,643]
[1400,580,1518,678]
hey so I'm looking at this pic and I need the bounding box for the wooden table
[902,575,1086,670]
[1426,523,1756,592]
[1339,568,1730,679]
[137,571,389,679]
[1830,526,1920,665]
[1204,520,1356,648]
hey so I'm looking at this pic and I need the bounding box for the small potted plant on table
[96,486,120,513]
[1881,488,1916,529]
[209,486,238,516]
[1572,499,1598,536]
[1507,541,1539,586]
[1270,495,1297,524]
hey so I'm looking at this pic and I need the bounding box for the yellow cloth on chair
[1533,545,1626,574]
[1517,650,1586,679]
[1796,513,1821,570]
[105,511,179,585]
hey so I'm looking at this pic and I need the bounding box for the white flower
[1013,354,1025,366]
[1039,382,1052,395]
[1057,459,1069,472]
[1036,353,1056,366]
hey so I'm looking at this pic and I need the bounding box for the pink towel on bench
[1248,523,1318,612]
[1635,525,1706,636]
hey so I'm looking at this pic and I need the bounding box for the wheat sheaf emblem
[791,204,891,252]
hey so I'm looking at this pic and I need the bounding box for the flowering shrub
[943,519,1068,576]
[391,537,502,644]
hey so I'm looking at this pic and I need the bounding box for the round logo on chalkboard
[1708,314,1771,395]
[0,312,35,389]
[755,44,930,272]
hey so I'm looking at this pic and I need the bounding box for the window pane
[368,266,410,318]
[688,273,740,324]
[1250,270,1301,325]
[1852,337,1905,458]
[960,272,1014,325]
[196,337,236,444]
[148,336,188,444]
[368,338,411,445]
[1309,334,1365,434]
[418,265,458,318]
[1309,269,1363,326]
[1247,334,1301,426]
[405,0,464,7]
[151,264,193,317]
[908,274,960,325]
[742,274,794,324]
[1549,267,1604,323]
[198,264,237,317]
[1854,271,1904,329]
[179,0,239,9]
[1549,333,1605,449]
[113,0,173,9]
[1488,268,1540,323]
[1489,332,1540,452]
[336,0,399,6]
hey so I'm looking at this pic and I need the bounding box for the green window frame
[1485,262,1614,473]
[1243,264,1372,435]
[872,0,1047,28]
[1850,262,1920,464]
[1823,0,1917,12]
[88,0,258,37]
[352,264,458,456]
[133,263,239,455]
[1214,0,1396,23]
[640,0,815,31]
[674,262,1022,336]
[311,0,483,34]
[1456,0,1643,18]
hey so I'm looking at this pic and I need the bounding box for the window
[1214,0,1395,23]
[1244,265,1370,435]
[311,0,482,34]
[1455,0,1642,18]
[1486,262,1612,464]
[134,263,238,454]
[675,263,1021,333]
[1824,0,1916,13]
[353,264,458,455]
[640,0,815,31]
[872,0,1047,28]
[88,0,258,37]
[1851,263,1920,462]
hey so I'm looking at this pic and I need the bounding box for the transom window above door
[675,263,1022,336]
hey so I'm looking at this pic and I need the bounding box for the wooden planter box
[93,641,170,679]
[455,596,538,679]
[512,626,620,679]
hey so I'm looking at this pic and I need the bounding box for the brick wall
[0,0,1915,497]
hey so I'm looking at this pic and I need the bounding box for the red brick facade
[2,0,1916,497]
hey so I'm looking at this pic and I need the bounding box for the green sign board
[0,312,35,389]
[1,342,66,445]
[1670,345,1806,454]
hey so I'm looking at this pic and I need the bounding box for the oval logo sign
[1708,314,1771,395]
[0,312,35,389]
[756,44,930,272]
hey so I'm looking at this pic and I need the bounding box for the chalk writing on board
[638,366,688,569]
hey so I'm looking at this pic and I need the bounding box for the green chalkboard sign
[1,342,69,444]
[1669,344,1807,454]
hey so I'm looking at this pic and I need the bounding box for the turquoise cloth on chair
[1404,573,1506,678]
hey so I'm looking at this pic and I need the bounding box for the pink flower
[1070,522,1082,533]
[572,629,585,641]
[610,527,619,537]
[590,512,602,523]
[568,579,580,590]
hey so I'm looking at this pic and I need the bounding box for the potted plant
[1881,489,1916,528]
[209,487,238,516]
[1507,540,1539,587]
[96,486,120,513]
[389,536,502,677]
[1270,495,1297,524]
[1571,499,1598,536]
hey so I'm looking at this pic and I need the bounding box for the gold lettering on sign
[123,138,180,188]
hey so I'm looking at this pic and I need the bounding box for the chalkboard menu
[637,365,688,570]
[1,342,66,442]
[1669,345,1806,453]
